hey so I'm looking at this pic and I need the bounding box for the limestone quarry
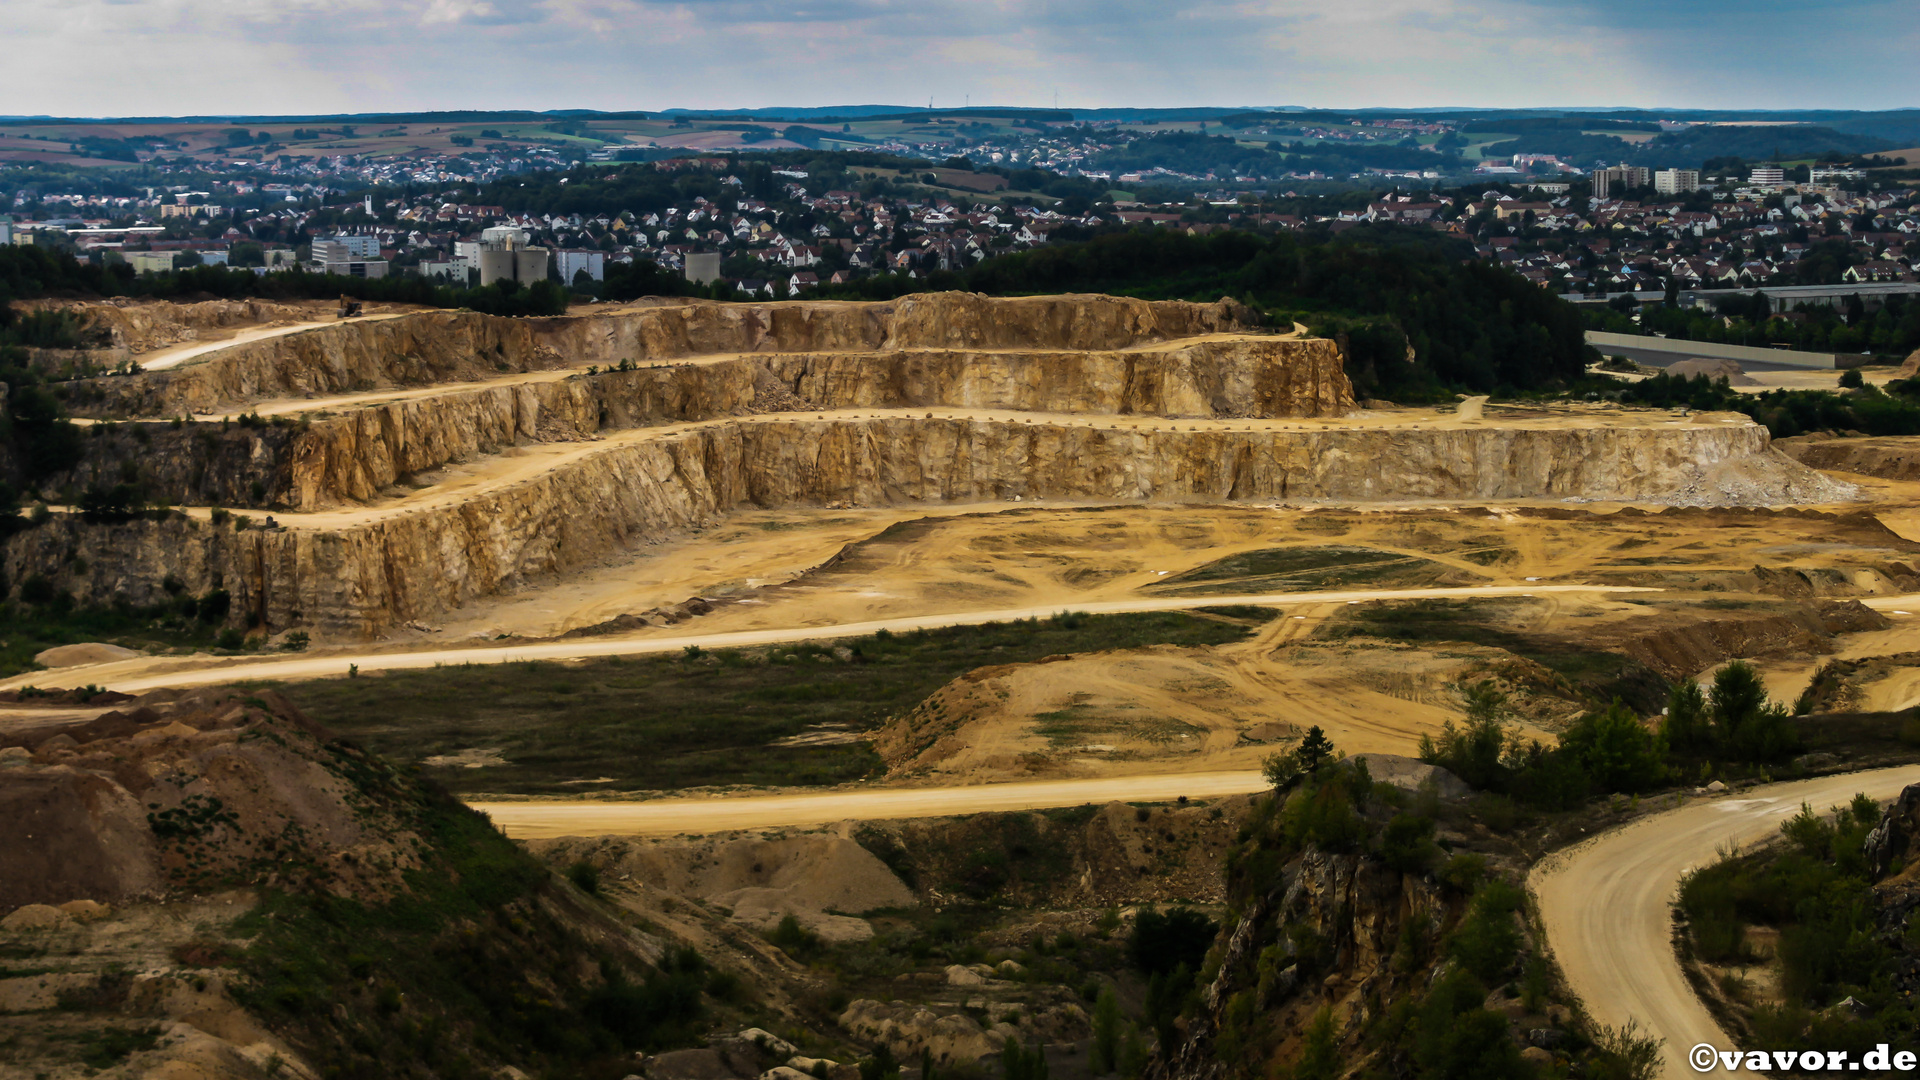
[3,290,1920,1080]
[2,292,1859,642]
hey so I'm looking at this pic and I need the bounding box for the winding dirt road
[470,769,1273,838]
[1532,765,1920,1078]
[3,584,1654,693]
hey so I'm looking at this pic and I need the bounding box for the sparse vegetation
[270,611,1259,794]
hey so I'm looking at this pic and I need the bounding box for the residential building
[553,249,606,283]
[418,260,470,283]
[684,252,721,285]
[1749,166,1786,187]
[1593,165,1652,199]
[1654,169,1702,195]
[123,251,177,275]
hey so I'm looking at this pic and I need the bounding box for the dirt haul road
[135,313,409,371]
[3,584,1655,694]
[1532,765,1920,1079]
[470,770,1274,838]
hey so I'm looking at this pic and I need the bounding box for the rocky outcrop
[30,296,327,354]
[1154,845,1453,1080]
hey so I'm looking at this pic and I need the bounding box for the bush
[565,860,600,894]
[19,574,54,604]
[768,914,821,958]
[1379,812,1437,872]
[1560,700,1667,792]
[1709,661,1801,762]
[1129,906,1217,977]
[1409,968,1528,1080]
[1448,880,1526,983]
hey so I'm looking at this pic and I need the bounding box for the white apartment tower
[1654,169,1701,195]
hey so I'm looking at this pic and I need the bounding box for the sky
[7,0,1917,117]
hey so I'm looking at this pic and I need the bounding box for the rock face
[33,296,325,354]
[6,293,1857,640]
[1154,847,1453,1080]
[74,293,1261,419]
[1,413,1822,639]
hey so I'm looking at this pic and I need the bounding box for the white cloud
[0,0,1912,115]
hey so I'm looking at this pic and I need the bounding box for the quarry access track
[0,584,1657,694]
[466,770,1277,838]
[1532,765,1920,1079]
[136,313,412,371]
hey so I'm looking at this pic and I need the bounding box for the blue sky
[9,0,1917,116]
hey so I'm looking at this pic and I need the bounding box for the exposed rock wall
[29,297,326,354]
[73,311,559,418]
[4,415,1800,638]
[71,293,1259,418]
[1776,434,1920,482]
[68,336,1347,510]
[765,337,1352,421]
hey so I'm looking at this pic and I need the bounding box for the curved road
[4,583,1652,694]
[1532,765,1920,1078]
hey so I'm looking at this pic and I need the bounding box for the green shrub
[565,861,600,894]
[1448,880,1525,983]
[1128,906,1217,976]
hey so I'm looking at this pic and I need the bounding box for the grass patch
[0,593,242,677]
[272,611,1254,795]
[1147,545,1461,596]
[1324,598,1669,711]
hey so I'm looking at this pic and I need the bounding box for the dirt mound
[0,690,422,912]
[1897,348,1920,379]
[1663,448,1859,507]
[1665,358,1760,385]
[529,833,914,942]
[1617,608,1850,680]
[1776,434,1920,482]
[32,642,141,668]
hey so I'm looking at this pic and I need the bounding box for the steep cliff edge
[3,414,1812,638]
[70,293,1260,419]
[1151,760,1621,1080]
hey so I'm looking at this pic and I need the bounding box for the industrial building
[476,227,549,287]
[310,234,380,259]
[310,240,389,278]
